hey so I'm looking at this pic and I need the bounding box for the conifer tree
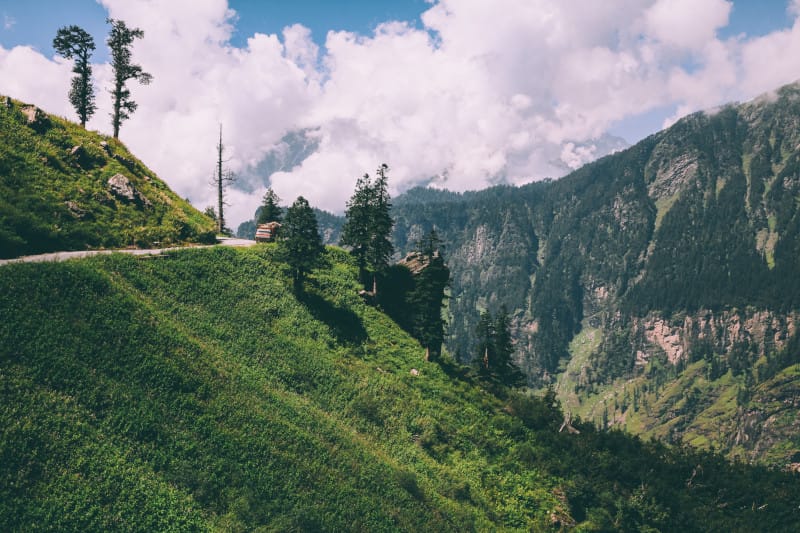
[257,188,282,224]
[366,163,395,285]
[280,196,323,290]
[53,26,96,127]
[476,311,495,372]
[475,306,525,385]
[340,163,394,294]
[340,173,373,272]
[107,18,152,139]
[408,229,449,360]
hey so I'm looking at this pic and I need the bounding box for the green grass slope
[1,246,798,531]
[0,96,215,258]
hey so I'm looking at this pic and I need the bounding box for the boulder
[68,144,104,170]
[20,104,50,131]
[107,173,152,208]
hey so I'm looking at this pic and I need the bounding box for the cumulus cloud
[1,0,800,226]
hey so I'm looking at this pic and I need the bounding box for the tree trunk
[217,125,224,234]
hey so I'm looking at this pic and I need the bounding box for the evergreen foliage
[475,306,525,386]
[341,173,374,271]
[256,187,282,224]
[406,229,450,360]
[107,18,152,139]
[279,196,323,289]
[52,26,96,127]
[366,164,395,276]
[340,164,394,292]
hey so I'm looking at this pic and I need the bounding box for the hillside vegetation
[297,83,800,467]
[2,246,798,531]
[0,96,215,258]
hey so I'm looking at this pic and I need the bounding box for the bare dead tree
[210,124,235,234]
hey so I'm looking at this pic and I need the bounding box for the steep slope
[0,96,215,258]
[2,246,798,531]
[381,83,800,466]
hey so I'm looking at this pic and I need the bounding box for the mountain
[2,245,799,531]
[306,83,800,467]
[0,96,215,258]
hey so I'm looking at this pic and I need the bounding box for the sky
[1,0,799,228]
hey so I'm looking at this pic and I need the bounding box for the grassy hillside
[0,96,215,258]
[1,245,798,531]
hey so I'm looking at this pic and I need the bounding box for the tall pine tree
[279,196,323,291]
[475,306,524,385]
[407,229,449,361]
[107,18,152,139]
[53,26,96,128]
[257,188,283,224]
[366,163,394,292]
[340,173,373,272]
[340,163,394,294]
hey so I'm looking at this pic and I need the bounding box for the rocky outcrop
[20,104,50,131]
[107,173,152,208]
[632,310,799,366]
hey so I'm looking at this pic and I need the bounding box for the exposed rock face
[632,310,799,366]
[107,173,152,208]
[20,104,50,131]
[398,250,439,275]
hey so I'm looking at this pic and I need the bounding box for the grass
[1,246,799,531]
[0,96,215,258]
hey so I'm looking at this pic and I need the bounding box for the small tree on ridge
[107,18,152,138]
[53,25,97,128]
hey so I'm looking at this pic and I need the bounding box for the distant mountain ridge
[303,83,800,466]
[0,96,215,258]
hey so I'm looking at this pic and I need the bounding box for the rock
[113,153,136,171]
[68,144,104,170]
[64,201,88,220]
[107,173,152,208]
[410,368,420,376]
[99,141,111,153]
[20,104,50,131]
[108,173,137,202]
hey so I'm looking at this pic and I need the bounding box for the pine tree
[107,18,152,139]
[280,196,323,290]
[407,229,449,361]
[366,163,394,290]
[340,173,373,273]
[493,307,515,374]
[476,311,495,372]
[340,163,395,294]
[53,26,96,127]
[257,188,282,224]
[475,306,525,385]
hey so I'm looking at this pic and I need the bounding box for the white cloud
[643,0,731,50]
[1,0,800,227]
[3,14,15,30]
